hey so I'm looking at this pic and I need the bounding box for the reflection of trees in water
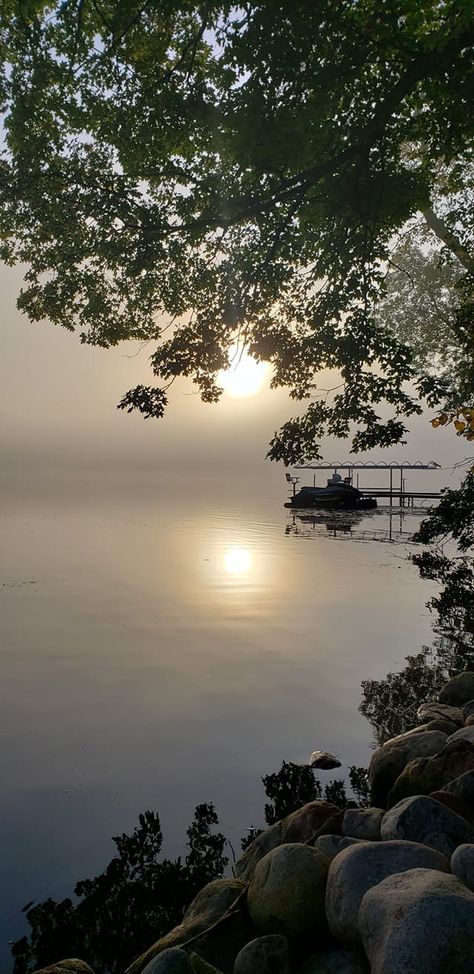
[360,488,474,745]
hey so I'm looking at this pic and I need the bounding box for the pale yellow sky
[0,263,468,491]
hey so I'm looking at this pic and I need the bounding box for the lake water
[0,478,438,968]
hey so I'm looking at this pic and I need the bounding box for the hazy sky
[1,262,468,493]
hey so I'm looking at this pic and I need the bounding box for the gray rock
[359,867,474,974]
[463,700,474,720]
[142,949,194,974]
[127,879,251,974]
[387,738,474,807]
[314,834,367,861]
[299,947,369,973]
[235,801,340,882]
[247,842,329,939]
[451,843,474,891]
[341,808,384,841]
[417,701,464,725]
[381,794,474,857]
[233,936,290,974]
[367,745,405,808]
[383,724,430,744]
[325,839,449,944]
[33,965,95,974]
[309,750,341,770]
[447,725,474,745]
[445,769,474,807]
[189,956,222,974]
[368,730,447,807]
[439,672,474,706]
[425,717,460,735]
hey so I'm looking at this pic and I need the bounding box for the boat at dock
[284,472,377,510]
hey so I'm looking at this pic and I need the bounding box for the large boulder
[233,935,290,974]
[444,769,474,808]
[235,801,339,882]
[380,795,474,857]
[299,947,369,973]
[429,789,474,822]
[368,730,447,807]
[463,700,474,720]
[127,879,252,974]
[451,843,474,891]
[417,701,464,725]
[324,839,449,944]
[33,965,94,974]
[247,843,329,940]
[359,867,474,974]
[341,808,384,841]
[447,725,474,745]
[142,949,194,974]
[314,835,367,862]
[387,738,474,807]
[425,717,461,735]
[439,672,474,706]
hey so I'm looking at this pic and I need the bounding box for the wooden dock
[295,460,445,508]
[360,489,443,507]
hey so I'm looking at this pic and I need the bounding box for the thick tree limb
[423,206,474,274]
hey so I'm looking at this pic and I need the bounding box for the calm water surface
[0,480,437,966]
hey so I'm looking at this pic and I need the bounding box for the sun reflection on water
[223,546,252,575]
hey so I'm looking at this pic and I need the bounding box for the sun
[218,345,270,398]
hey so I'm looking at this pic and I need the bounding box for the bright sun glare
[218,345,269,398]
[224,546,252,575]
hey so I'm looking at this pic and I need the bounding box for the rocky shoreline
[35,672,474,974]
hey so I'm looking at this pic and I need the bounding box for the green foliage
[414,473,474,552]
[0,1,472,459]
[12,805,228,974]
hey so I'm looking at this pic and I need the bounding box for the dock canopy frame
[294,460,442,506]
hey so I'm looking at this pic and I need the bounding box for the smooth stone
[247,843,329,939]
[447,725,474,745]
[127,879,251,974]
[309,750,342,770]
[341,808,384,841]
[463,700,474,720]
[439,672,474,706]
[324,839,449,944]
[429,790,474,822]
[444,769,474,807]
[142,949,194,974]
[451,843,474,891]
[33,965,95,974]
[417,701,464,725]
[359,867,474,974]
[299,946,369,973]
[383,724,430,744]
[315,834,367,861]
[368,731,447,807]
[381,795,474,857]
[235,801,340,882]
[465,715,474,726]
[233,935,290,974]
[425,717,460,734]
[189,956,223,974]
[387,739,474,807]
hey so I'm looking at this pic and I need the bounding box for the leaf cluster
[0,1,472,457]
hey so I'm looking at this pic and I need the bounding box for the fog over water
[0,263,467,967]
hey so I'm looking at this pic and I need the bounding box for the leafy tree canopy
[0,0,472,460]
